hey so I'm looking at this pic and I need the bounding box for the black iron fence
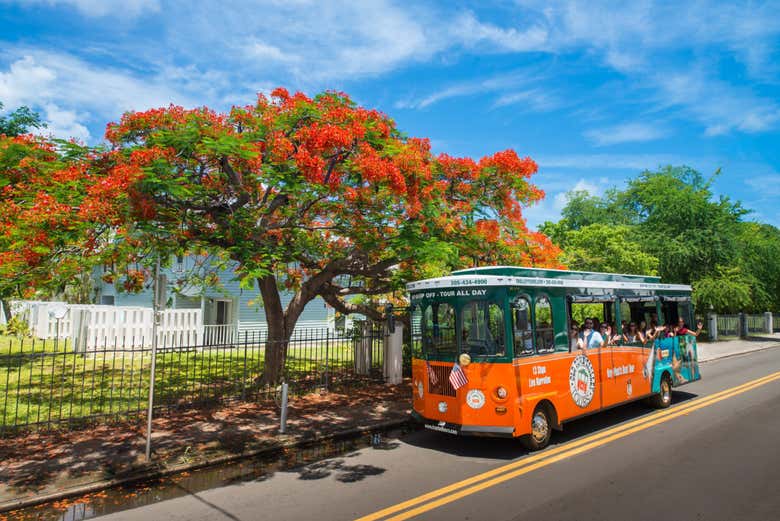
[0,324,386,436]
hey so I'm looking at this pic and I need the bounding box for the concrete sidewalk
[698,334,780,362]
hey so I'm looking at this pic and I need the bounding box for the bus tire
[649,374,673,409]
[521,404,552,451]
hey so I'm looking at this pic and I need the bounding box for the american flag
[449,362,468,390]
[426,361,438,386]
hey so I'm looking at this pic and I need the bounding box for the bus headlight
[495,386,508,400]
[459,353,471,366]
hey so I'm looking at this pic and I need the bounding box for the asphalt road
[95,348,780,521]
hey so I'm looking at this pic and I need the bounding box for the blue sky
[1,0,779,228]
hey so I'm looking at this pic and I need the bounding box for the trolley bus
[408,266,701,450]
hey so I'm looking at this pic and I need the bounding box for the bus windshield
[417,299,506,358]
[419,302,457,357]
[460,300,506,357]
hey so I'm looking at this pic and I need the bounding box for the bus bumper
[411,410,515,438]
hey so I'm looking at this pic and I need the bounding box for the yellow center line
[356,371,780,521]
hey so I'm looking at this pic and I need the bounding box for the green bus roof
[452,266,662,284]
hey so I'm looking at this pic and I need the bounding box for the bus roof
[408,266,691,293]
[452,265,662,283]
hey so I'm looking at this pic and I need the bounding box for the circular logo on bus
[466,389,485,409]
[569,354,596,408]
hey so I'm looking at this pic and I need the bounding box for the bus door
[618,296,659,399]
[661,297,701,386]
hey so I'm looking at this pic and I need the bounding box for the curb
[699,342,780,364]
[0,416,412,513]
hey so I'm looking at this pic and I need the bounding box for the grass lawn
[0,334,382,433]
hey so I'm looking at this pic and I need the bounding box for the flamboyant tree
[0,135,122,321]
[71,89,559,382]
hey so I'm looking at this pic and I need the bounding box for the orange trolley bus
[408,266,701,450]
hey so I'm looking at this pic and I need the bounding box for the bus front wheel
[649,375,672,409]
[522,405,552,451]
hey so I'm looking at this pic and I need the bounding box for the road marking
[357,371,780,521]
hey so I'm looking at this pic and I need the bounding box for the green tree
[560,224,659,275]
[732,221,780,311]
[614,166,746,283]
[0,102,46,137]
[692,267,756,314]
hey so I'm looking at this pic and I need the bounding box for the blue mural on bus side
[648,336,701,393]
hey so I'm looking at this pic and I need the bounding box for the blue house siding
[96,258,332,332]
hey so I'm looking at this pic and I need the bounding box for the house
[95,255,334,339]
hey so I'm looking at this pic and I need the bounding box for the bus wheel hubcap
[532,412,548,441]
[662,382,670,403]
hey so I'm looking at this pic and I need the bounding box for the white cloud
[39,104,91,141]
[509,1,780,135]
[245,42,300,64]
[0,52,202,141]
[450,11,549,52]
[585,122,667,146]
[493,89,559,111]
[11,0,160,17]
[745,174,780,197]
[652,70,780,136]
[537,153,683,170]
[395,70,559,111]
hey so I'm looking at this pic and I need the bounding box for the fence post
[241,331,248,400]
[739,312,748,339]
[764,312,773,334]
[324,328,330,391]
[279,381,289,434]
[707,313,718,342]
[354,321,372,375]
[384,323,404,385]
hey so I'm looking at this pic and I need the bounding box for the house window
[100,296,115,306]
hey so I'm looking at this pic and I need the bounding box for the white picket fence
[10,301,202,350]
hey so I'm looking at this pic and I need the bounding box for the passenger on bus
[662,323,675,338]
[623,322,645,345]
[675,317,703,337]
[578,318,605,349]
[610,323,622,344]
[570,323,580,350]
[604,323,620,345]
[591,317,601,332]
[599,323,615,346]
[645,320,659,342]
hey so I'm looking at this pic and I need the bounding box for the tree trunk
[258,275,289,386]
[0,298,10,324]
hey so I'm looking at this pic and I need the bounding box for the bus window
[421,303,457,356]
[570,302,605,326]
[534,296,554,353]
[678,301,693,326]
[512,296,534,357]
[461,301,506,357]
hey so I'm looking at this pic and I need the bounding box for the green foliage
[0,101,46,136]
[559,224,659,275]
[2,315,30,337]
[546,165,780,312]
[570,303,605,325]
[692,267,755,314]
